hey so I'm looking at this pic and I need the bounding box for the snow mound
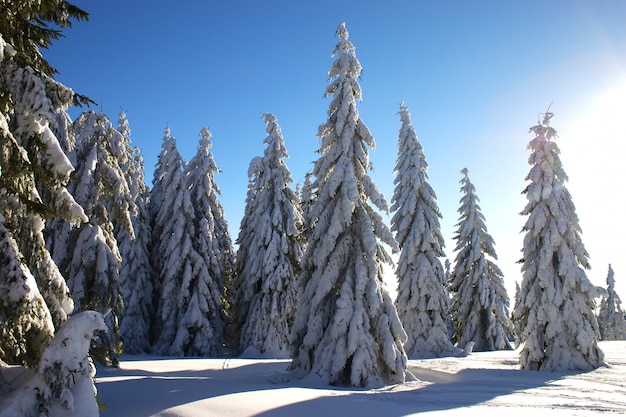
[0,311,106,417]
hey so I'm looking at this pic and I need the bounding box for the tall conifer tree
[152,128,226,356]
[1,9,88,365]
[391,104,455,358]
[448,168,513,351]
[290,23,407,387]
[117,111,154,353]
[299,171,315,240]
[234,113,303,357]
[597,264,626,341]
[63,111,135,366]
[513,111,604,371]
[183,127,232,355]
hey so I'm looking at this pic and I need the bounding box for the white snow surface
[79,341,626,416]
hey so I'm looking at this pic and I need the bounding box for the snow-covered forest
[1,2,625,416]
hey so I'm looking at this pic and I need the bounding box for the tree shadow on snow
[251,366,578,417]
[95,357,292,417]
[95,355,582,417]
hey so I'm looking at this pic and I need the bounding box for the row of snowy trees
[2,6,626,414]
[1,2,106,415]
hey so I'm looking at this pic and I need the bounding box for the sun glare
[562,78,626,191]
[559,77,626,291]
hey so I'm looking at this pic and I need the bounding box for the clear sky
[45,0,626,299]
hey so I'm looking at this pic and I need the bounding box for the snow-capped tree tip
[335,22,348,37]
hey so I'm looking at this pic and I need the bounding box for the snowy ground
[95,341,626,416]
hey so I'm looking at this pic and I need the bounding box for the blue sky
[46,0,626,297]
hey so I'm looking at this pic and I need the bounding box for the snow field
[94,341,626,416]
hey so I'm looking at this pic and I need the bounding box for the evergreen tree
[0,0,89,85]
[448,168,513,351]
[391,103,456,358]
[148,127,179,325]
[299,171,316,239]
[233,154,264,345]
[513,111,604,371]
[182,126,232,355]
[117,111,154,354]
[151,128,225,356]
[234,113,303,357]
[598,264,626,341]
[1,24,87,366]
[62,110,135,366]
[512,281,521,341]
[290,23,407,387]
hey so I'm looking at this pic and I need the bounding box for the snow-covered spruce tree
[232,155,264,343]
[1,29,88,366]
[598,264,626,341]
[147,127,177,322]
[116,111,154,354]
[390,103,456,358]
[151,128,225,356]
[181,126,232,355]
[290,23,407,387]
[63,110,136,366]
[150,128,188,353]
[299,171,316,239]
[448,168,513,351]
[234,113,303,357]
[513,111,604,371]
[512,281,521,338]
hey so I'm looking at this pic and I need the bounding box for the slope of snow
[94,341,626,416]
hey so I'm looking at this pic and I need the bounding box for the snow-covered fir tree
[390,103,456,358]
[116,111,154,354]
[147,127,177,321]
[151,128,226,356]
[232,155,265,339]
[234,113,303,357]
[598,264,626,341]
[299,171,316,239]
[290,23,407,387]
[513,281,521,340]
[513,111,604,371]
[0,3,103,412]
[181,126,232,355]
[448,168,513,351]
[0,30,87,366]
[60,111,136,366]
